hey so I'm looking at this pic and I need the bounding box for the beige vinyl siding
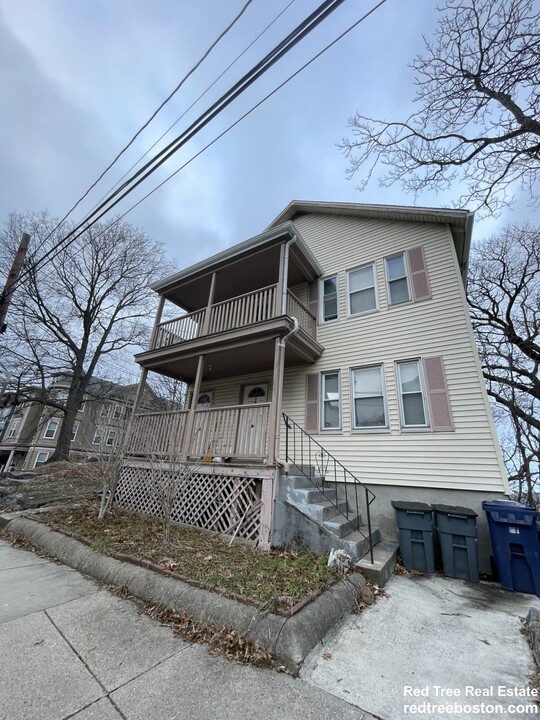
[280,213,508,494]
[199,370,274,407]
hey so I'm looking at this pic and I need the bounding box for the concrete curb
[0,514,364,674]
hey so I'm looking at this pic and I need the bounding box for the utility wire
[16,0,386,290]
[15,0,347,287]
[93,0,297,211]
[13,1,253,278]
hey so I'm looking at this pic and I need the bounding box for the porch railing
[125,410,189,456]
[150,284,315,351]
[191,403,270,459]
[283,413,376,563]
[287,290,316,339]
[125,404,270,462]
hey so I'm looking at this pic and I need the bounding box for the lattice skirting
[115,463,263,543]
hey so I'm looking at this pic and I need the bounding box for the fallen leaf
[322,652,332,660]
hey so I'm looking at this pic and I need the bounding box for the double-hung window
[34,451,49,468]
[385,253,410,305]
[396,360,429,428]
[71,423,79,442]
[7,420,20,439]
[321,371,341,430]
[321,276,338,322]
[351,365,387,429]
[348,264,377,316]
[44,419,59,439]
[106,429,117,447]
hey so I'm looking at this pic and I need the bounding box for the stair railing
[283,413,376,564]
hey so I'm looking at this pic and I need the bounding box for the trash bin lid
[432,504,478,518]
[391,500,432,512]
[482,499,537,513]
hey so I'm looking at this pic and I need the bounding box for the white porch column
[149,295,166,350]
[202,272,217,336]
[181,355,205,461]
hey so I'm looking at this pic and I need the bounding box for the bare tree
[468,224,539,499]
[0,212,170,463]
[340,0,540,213]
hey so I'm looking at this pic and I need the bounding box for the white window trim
[7,420,20,439]
[346,262,379,317]
[71,423,79,442]
[100,404,110,418]
[396,359,430,429]
[78,401,86,413]
[350,364,389,431]
[320,370,341,431]
[319,275,339,324]
[34,451,50,468]
[92,429,102,445]
[106,429,117,447]
[112,404,122,419]
[385,252,411,306]
[43,419,59,440]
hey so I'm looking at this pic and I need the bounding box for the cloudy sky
[0,0,529,274]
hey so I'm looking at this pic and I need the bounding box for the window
[321,372,341,429]
[321,276,338,322]
[78,401,86,412]
[106,429,117,447]
[92,429,102,445]
[396,360,429,428]
[71,423,79,442]
[44,419,59,439]
[348,264,377,316]
[100,404,109,418]
[7,420,20,439]
[197,391,214,408]
[34,451,49,468]
[112,404,122,420]
[385,253,410,305]
[351,365,387,429]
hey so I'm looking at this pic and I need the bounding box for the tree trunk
[47,370,87,463]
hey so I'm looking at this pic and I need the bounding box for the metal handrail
[283,413,375,563]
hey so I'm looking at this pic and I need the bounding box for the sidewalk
[0,539,373,720]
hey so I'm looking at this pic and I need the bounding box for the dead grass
[36,500,337,613]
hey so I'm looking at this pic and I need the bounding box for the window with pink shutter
[422,356,454,432]
[407,246,432,302]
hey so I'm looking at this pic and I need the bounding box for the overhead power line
[15,0,347,287]
[15,0,386,291]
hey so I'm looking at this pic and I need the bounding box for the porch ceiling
[153,223,322,312]
[136,332,320,383]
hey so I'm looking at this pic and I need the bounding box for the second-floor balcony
[135,223,325,382]
[152,285,316,352]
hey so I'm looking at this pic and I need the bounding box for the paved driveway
[301,573,540,720]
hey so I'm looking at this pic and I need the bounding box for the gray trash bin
[391,501,435,573]
[433,504,479,583]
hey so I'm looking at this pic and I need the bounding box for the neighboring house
[0,376,157,471]
[118,201,508,573]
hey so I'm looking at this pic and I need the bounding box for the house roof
[267,200,474,276]
[151,221,324,308]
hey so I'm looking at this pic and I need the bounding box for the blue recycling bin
[391,501,435,573]
[482,500,540,595]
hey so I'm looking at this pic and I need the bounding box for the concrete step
[299,499,349,523]
[355,540,399,587]
[286,473,325,490]
[285,486,338,506]
[340,526,381,559]
[323,512,365,539]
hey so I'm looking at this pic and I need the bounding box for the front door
[242,383,268,404]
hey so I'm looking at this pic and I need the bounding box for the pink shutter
[423,356,454,432]
[407,246,432,302]
[305,373,320,435]
[308,281,319,323]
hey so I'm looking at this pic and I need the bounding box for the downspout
[274,234,300,471]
